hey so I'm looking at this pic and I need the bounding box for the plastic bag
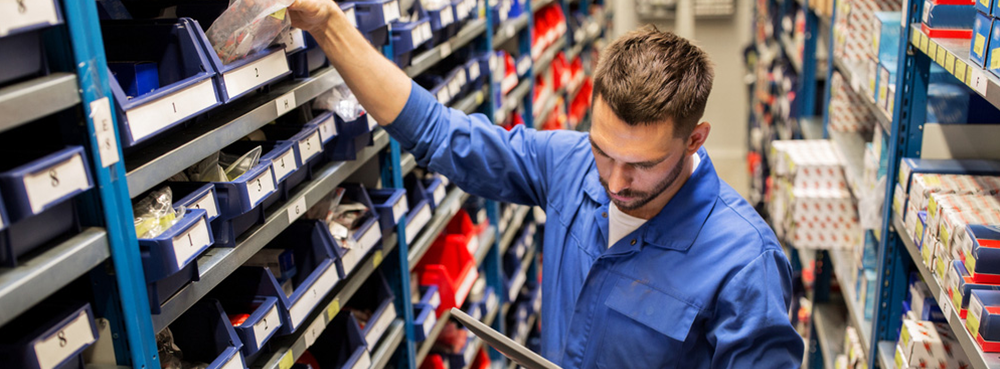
[313,85,366,121]
[220,146,262,181]
[305,187,346,222]
[205,0,294,64]
[183,152,228,183]
[134,187,181,239]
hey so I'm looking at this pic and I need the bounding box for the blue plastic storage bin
[170,299,247,369]
[346,0,402,32]
[419,285,442,310]
[507,302,530,341]
[306,110,340,150]
[177,15,291,102]
[391,17,433,67]
[171,182,222,222]
[503,252,526,303]
[340,185,385,274]
[287,30,329,78]
[211,269,284,361]
[269,221,345,333]
[422,174,448,211]
[0,302,98,369]
[404,174,433,244]
[140,208,214,313]
[215,267,288,346]
[200,153,278,247]
[413,303,438,341]
[346,272,397,347]
[312,313,372,369]
[326,113,374,161]
[0,146,92,267]
[101,19,222,147]
[368,187,408,233]
[466,54,487,92]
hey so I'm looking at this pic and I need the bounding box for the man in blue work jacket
[288,1,805,366]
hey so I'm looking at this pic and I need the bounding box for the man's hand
[288,0,339,37]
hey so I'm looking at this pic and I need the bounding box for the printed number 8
[17,0,26,13]
[49,169,59,187]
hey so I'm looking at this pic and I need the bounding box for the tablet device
[450,307,562,369]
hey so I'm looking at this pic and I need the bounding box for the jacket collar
[583,147,720,251]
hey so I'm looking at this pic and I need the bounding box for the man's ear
[685,122,711,156]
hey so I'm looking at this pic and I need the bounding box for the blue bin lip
[306,111,338,144]
[369,187,408,227]
[0,146,93,222]
[346,0,401,32]
[419,285,441,309]
[197,300,246,369]
[233,295,282,356]
[180,18,291,100]
[173,183,221,222]
[391,17,432,55]
[342,314,371,366]
[138,208,213,282]
[228,161,278,211]
[343,184,384,243]
[1,0,64,37]
[281,125,324,167]
[352,273,396,346]
[0,302,98,368]
[0,188,9,232]
[255,141,299,183]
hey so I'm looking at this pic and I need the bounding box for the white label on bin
[406,204,432,244]
[298,131,323,162]
[440,42,453,59]
[253,304,282,349]
[190,190,219,220]
[23,153,90,215]
[417,23,432,45]
[436,89,451,104]
[126,78,217,142]
[367,114,378,131]
[383,0,401,23]
[517,57,531,76]
[276,92,297,116]
[432,186,447,208]
[303,314,327,348]
[317,116,337,143]
[345,7,358,28]
[172,216,211,269]
[289,262,340,328]
[440,6,455,25]
[33,310,96,369]
[287,196,308,224]
[469,62,481,81]
[89,97,120,168]
[358,223,382,252]
[466,236,479,254]
[284,28,307,52]
[456,268,478,304]
[342,249,361,276]
[392,195,409,224]
[1,0,59,37]
[429,290,441,308]
[366,305,397,345]
[219,351,245,369]
[422,310,438,337]
[224,51,290,99]
[272,148,298,182]
[509,271,525,301]
[351,350,372,369]
[245,167,277,207]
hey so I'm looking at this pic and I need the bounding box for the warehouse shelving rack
[0,0,612,367]
[755,0,1000,363]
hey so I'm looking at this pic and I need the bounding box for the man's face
[589,97,689,212]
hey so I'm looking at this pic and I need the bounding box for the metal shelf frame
[0,73,81,134]
[408,188,473,269]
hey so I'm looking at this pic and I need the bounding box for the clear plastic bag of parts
[205,0,294,64]
[134,186,181,239]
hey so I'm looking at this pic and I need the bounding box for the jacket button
[602,212,607,218]
[630,239,637,245]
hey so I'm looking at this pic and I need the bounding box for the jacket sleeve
[384,80,568,207]
[708,248,805,368]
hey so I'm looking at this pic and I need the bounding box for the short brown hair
[593,26,714,137]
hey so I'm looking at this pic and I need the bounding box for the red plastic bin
[415,210,483,317]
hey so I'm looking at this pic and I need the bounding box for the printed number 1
[187,233,193,246]
[255,68,260,78]
[257,178,262,191]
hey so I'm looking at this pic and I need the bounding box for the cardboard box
[967,225,1000,279]
[972,11,994,68]
[898,158,1000,196]
[911,280,947,322]
[948,260,1000,318]
[978,0,995,17]
[967,290,1000,350]
[897,319,950,368]
[923,0,976,30]
[873,12,902,64]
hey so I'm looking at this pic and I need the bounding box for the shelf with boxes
[831,58,894,134]
[493,14,531,48]
[910,25,1000,111]
[146,129,392,331]
[404,19,489,78]
[830,248,875,354]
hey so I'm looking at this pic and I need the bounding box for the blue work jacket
[386,82,805,368]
